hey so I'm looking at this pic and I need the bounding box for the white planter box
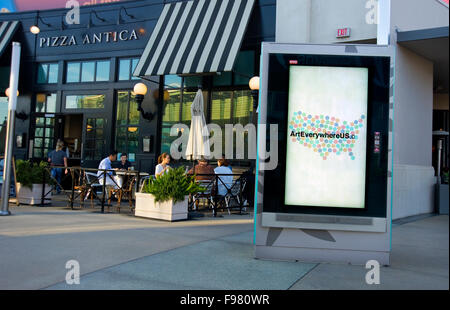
[17,183,52,205]
[135,193,188,222]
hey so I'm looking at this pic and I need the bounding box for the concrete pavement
[0,204,447,290]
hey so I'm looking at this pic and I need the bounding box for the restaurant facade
[0,0,276,172]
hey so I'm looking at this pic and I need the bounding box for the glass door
[82,116,106,168]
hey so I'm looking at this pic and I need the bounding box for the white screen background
[285,66,368,209]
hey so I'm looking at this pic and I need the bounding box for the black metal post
[239,178,243,215]
[136,171,140,193]
[213,175,218,217]
[41,167,46,207]
[70,168,75,210]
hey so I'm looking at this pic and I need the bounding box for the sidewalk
[0,204,447,290]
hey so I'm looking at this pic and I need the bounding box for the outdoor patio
[0,203,447,290]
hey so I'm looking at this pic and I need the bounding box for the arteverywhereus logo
[289,111,366,161]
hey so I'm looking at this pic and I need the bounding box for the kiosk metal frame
[254,43,395,265]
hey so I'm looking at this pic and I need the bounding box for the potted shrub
[15,160,54,205]
[135,167,204,221]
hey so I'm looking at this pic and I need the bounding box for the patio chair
[71,170,89,209]
[191,178,216,211]
[84,172,104,208]
[109,176,136,214]
[224,177,247,214]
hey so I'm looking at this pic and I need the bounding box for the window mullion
[94,61,98,82]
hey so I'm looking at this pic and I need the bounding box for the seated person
[214,158,233,196]
[187,157,215,181]
[116,153,132,170]
[155,152,171,177]
[221,154,232,172]
[114,153,133,188]
[97,150,121,188]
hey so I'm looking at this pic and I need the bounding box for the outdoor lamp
[30,25,40,34]
[134,83,155,121]
[249,76,260,115]
[249,76,260,91]
[30,16,51,35]
[5,88,19,97]
[134,82,148,97]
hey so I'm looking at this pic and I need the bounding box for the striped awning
[0,21,20,58]
[133,0,255,77]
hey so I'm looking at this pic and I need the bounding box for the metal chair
[110,176,136,214]
[191,178,216,211]
[224,177,247,214]
[84,172,104,207]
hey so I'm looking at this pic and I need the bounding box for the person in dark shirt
[115,153,132,188]
[117,153,132,170]
[187,157,215,181]
[48,141,68,194]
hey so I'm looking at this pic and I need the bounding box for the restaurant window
[0,97,8,155]
[115,91,140,162]
[33,116,55,159]
[37,63,59,84]
[84,118,105,161]
[210,90,253,159]
[160,75,208,154]
[118,58,140,81]
[65,94,105,109]
[36,93,57,113]
[66,60,110,83]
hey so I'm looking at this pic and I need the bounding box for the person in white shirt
[155,152,171,177]
[97,150,121,188]
[214,158,233,197]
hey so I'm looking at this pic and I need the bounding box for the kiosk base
[255,245,390,266]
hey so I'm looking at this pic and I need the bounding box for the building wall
[393,45,434,166]
[309,0,377,43]
[391,0,449,32]
[391,45,435,219]
[389,0,448,218]
[276,0,377,44]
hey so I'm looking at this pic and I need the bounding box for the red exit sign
[336,28,351,38]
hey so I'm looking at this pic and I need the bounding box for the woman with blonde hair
[155,152,171,177]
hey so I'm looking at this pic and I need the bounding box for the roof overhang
[397,26,449,93]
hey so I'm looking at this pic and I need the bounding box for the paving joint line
[286,262,320,290]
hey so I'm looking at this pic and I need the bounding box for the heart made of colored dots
[289,111,366,161]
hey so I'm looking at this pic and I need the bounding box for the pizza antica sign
[39,29,139,48]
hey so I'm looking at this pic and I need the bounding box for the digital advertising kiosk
[254,43,395,265]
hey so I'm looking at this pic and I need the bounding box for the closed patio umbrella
[185,89,210,166]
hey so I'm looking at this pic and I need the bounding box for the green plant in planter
[142,167,205,203]
[15,160,54,190]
